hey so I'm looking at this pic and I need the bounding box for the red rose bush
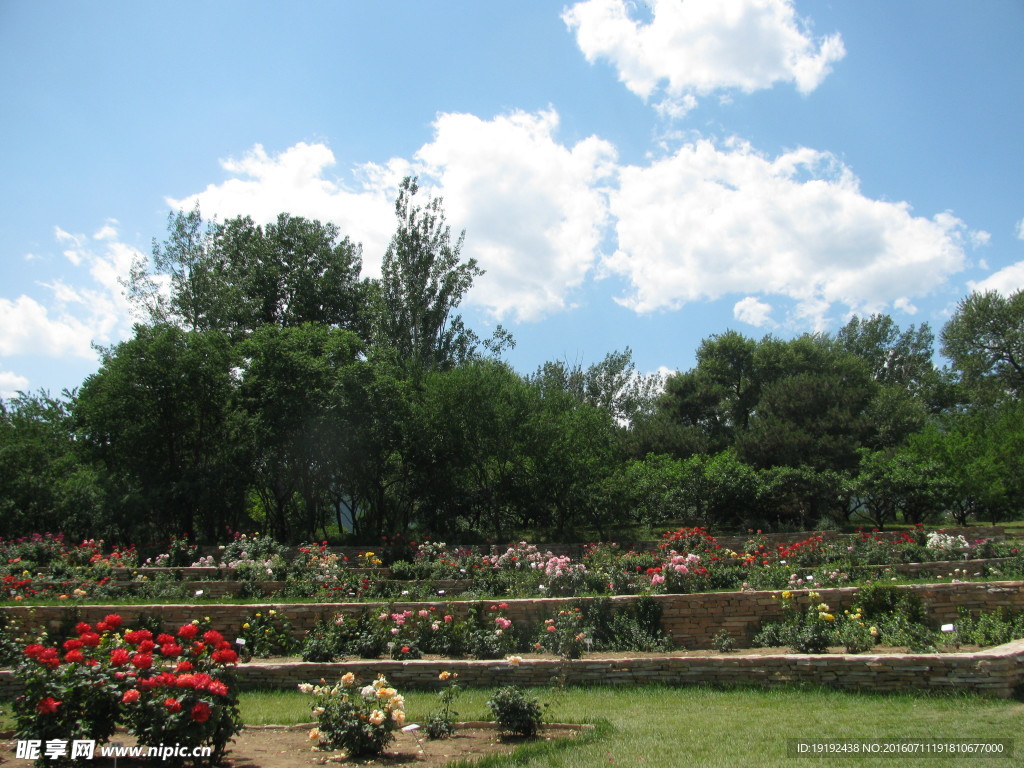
[14,614,241,765]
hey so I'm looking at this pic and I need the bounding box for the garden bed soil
[1,723,585,767]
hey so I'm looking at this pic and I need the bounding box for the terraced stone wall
[235,639,1024,698]
[4,581,1023,651]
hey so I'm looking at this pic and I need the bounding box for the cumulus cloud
[563,0,845,116]
[969,262,1024,297]
[0,227,139,360]
[413,109,617,321]
[0,370,30,398]
[604,138,973,326]
[168,112,617,321]
[733,296,776,327]
[167,142,397,277]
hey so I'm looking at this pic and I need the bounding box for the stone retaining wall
[5,581,1024,651]
[3,641,1021,698]
[228,639,1024,698]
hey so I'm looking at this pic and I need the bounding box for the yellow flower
[268,609,277,616]
[869,626,879,637]
[369,710,385,726]
[392,709,406,725]
[255,613,262,618]
[243,623,250,629]
[341,672,355,687]
[308,727,320,741]
[439,671,451,681]
[781,591,792,599]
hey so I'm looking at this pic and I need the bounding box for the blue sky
[2,0,1023,397]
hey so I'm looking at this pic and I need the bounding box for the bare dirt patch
[2,724,584,767]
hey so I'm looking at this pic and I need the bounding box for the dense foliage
[2,185,1023,545]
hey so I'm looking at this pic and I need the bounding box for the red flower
[131,653,153,670]
[74,622,93,635]
[104,614,123,630]
[23,643,44,659]
[62,638,84,651]
[37,648,60,669]
[211,648,238,664]
[64,649,84,664]
[175,660,194,673]
[121,689,141,704]
[110,648,131,667]
[37,697,61,715]
[175,674,196,689]
[96,621,110,632]
[157,634,175,645]
[207,680,229,697]
[191,702,211,722]
[160,643,183,658]
[177,624,198,639]
[124,629,152,645]
[137,639,156,654]
[202,630,224,645]
[80,632,101,648]
[401,645,411,654]
[164,697,182,714]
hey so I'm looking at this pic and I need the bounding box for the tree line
[2,179,1023,543]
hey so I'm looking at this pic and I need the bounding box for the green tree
[75,325,247,542]
[908,401,1024,525]
[941,289,1024,399]
[371,176,508,371]
[854,447,952,529]
[128,208,367,338]
[408,360,537,539]
[234,324,365,541]
[0,392,104,539]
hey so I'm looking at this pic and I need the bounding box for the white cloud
[563,0,845,116]
[604,138,971,326]
[167,142,396,277]
[0,370,30,398]
[1016,218,1024,240]
[969,262,1024,297]
[733,296,776,327]
[168,112,617,321]
[412,109,617,321]
[0,226,140,360]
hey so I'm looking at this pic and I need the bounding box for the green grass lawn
[239,684,1024,768]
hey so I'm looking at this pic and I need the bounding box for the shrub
[238,609,297,659]
[14,615,242,766]
[301,673,405,757]
[425,671,460,740]
[711,629,736,653]
[487,686,543,737]
[535,606,588,659]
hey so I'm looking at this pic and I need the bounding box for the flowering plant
[238,609,297,659]
[535,605,588,659]
[14,615,125,757]
[425,670,460,739]
[300,673,405,757]
[14,614,242,766]
[487,685,543,737]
